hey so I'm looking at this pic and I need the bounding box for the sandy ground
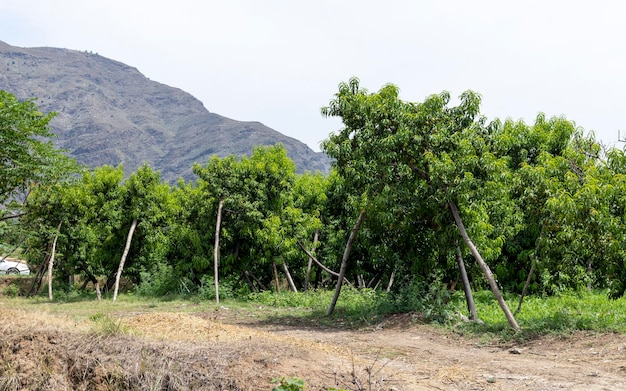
[0,306,625,390]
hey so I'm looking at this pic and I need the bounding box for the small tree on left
[0,91,77,210]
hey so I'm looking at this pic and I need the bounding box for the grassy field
[6,284,625,338]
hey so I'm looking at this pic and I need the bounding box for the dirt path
[226,313,626,390]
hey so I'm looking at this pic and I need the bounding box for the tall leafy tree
[292,172,327,290]
[193,145,322,296]
[113,164,172,301]
[193,155,245,303]
[322,78,520,330]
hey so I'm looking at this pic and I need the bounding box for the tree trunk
[0,212,27,222]
[242,271,255,292]
[47,222,62,301]
[455,243,478,321]
[367,271,382,289]
[515,260,535,316]
[273,261,281,293]
[449,201,520,332]
[304,229,319,291]
[297,241,341,278]
[95,281,102,301]
[386,267,396,292]
[327,209,366,316]
[357,274,365,288]
[244,271,267,291]
[27,252,49,297]
[214,198,224,305]
[515,227,544,316]
[81,266,102,301]
[282,262,298,292]
[113,218,138,301]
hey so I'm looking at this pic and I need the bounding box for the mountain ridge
[0,40,330,182]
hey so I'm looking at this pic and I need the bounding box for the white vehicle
[0,258,30,275]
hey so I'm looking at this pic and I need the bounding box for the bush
[382,274,453,323]
[136,262,192,297]
[198,276,242,301]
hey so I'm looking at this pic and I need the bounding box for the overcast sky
[2,1,625,151]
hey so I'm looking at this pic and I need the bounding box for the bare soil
[0,305,625,390]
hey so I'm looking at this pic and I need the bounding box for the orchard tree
[322,78,521,330]
[490,115,576,294]
[603,147,626,297]
[22,165,125,299]
[113,164,173,301]
[193,154,247,303]
[193,145,323,297]
[245,144,304,293]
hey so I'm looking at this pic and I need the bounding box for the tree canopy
[0,91,77,206]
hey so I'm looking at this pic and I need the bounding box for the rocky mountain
[0,40,330,182]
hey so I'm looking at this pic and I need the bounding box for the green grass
[7,287,626,342]
[449,289,626,340]
[247,287,394,327]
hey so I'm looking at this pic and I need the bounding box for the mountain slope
[0,40,330,181]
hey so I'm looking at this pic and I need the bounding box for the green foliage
[136,261,192,297]
[1,282,20,298]
[247,289,378,312]
[271,377,306,391]
[0,90,78,204]
[452,290,626,339]
[198,276,240,300]
[382,275,453,323]
[12,84,626,335]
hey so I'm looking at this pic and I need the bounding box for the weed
[1,284,19,298]
[88,313,130,336]
[272,353,394,391]
[198,276,239,301]
[0,359,21,391]
[272,377,306,391]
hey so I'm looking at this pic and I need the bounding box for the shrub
[197,276,241,301]
[382,274,453,323]
[136,262,192,297]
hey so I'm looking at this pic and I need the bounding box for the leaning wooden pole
[47,222,62,301]
[214,198,224,305]
[304,230,319,291]
[455,243,478,321]
[113,218,138,301]
[449,201,520,332]
[282,262,298,292]
[327,209,366,316]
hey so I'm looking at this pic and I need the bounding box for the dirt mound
[0,329,245,390]
[0,310,363,390]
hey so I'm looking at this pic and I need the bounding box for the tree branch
[297,241,340,277]
[0,212,27,221]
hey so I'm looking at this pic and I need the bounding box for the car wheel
[6,268,19,275]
